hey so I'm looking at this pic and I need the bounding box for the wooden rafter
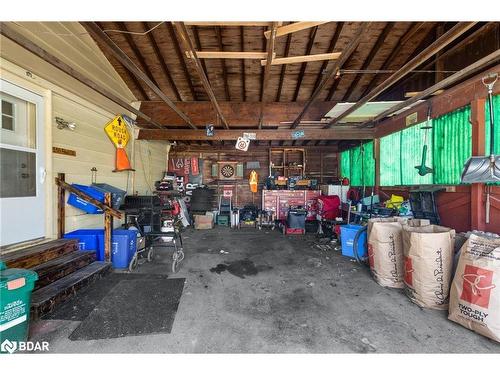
[259,22,278,128]
[82,22,197,129]
[312,22,344,98]
[341,22,395,102]
[215,26,230,101]
[293,26,319,101]
[325,22,477,127]
[114,22,161,91]
[173,22,230,129]
[264,21,328,39]
[166,22,198,101]
[142,21,181,101]
[276,33,293,101]
[138,127,374,141]
[260,52,340,66]
[185,22,272,27]
[188,51,269,59]
[290,23,371,129]
[359,22,425,98]
[1,22,162,128]
[192,26,209,78]
[240,26,247,101]
[94,22,150,101]
[361,48,500,127]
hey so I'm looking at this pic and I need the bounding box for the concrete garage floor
[30,227,499,353]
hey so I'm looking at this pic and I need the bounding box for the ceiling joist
[173,21,230,129]
[260,52,341,66]
[259,22,278,128]
[264,21,328,39]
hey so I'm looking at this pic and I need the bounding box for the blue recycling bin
[67,184,105,214]
[64,229,103,252]
[108,230,137,269]
[340,224,367,259]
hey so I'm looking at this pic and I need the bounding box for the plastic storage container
[287,209,307,229]
[63,229,103,252]
[67,184,105,214]
[0,261,38,347]
[91,183,127,210]
[108,229,137,269]
[340,224,367,259]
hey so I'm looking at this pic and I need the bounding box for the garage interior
[1,20,500,354]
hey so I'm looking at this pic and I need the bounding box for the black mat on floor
[68,277,185,340]
[43,273,171,322]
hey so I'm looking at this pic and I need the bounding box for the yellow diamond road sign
[104,115,130,148]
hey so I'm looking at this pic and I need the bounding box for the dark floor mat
[68,277,185,340]
[43,273,170,321]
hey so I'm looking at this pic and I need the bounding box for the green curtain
[380,131,401,186]
[340,149,351,180]
[340,141,375,186]
[485,94,500,154]
[400,123,434,185]
[432,105,472,185]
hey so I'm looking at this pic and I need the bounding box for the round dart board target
[220,164,235,178]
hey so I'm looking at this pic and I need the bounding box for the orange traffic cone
[113,142,134,172]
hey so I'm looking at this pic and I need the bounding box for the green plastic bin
[0,261,38,349]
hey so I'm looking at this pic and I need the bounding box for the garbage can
[0,261,38,347]
[340,224,367,259]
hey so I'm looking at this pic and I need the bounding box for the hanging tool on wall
[415,105,434,176]
[461,73,500,183]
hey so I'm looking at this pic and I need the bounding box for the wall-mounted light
[55,117,76,131]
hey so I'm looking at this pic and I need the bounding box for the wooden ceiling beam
[82,22,197,129]
[359,22,426,98]
[325,22,477,127]
[185,22,272,27]
[312,22,344,97]
[1,22,162,128]
[290,23,371,129]
[166,22,198,101]
[260,52,341,66]
[94,22,150,101]
[138,127,374,141]
[192,26,209,80]
[361,48,500,127]
[188,51,269,59]
[276,33,293,102]
[173,22,230,129]
[341,22,395,102]
[215,26,230,101]
[240,26,247,101]
[264,21,328,39]
[142,21,182,101]
[293,26,319,101]
[114,22,162,92]
[259,22,278,128]
[138,101,337,127]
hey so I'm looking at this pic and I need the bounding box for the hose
[352,225,369,266]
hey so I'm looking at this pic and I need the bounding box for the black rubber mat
[68,277,185,340]
[43,273,171,321]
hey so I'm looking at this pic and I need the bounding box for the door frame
[0,78,48,248]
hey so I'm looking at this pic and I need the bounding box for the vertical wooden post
[57,173,66,238]
[373,138,381,194]
[470,98,486,231]
[104,192,113,262]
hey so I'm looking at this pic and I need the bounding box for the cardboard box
[194,214,214,230]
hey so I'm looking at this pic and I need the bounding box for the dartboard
[220,164,235,178]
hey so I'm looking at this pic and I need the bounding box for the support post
[57,173,66,239]
[104,192,113,262]
[470,98,486,231]
[373,138,381,194]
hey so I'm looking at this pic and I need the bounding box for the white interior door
[0,79,46,247]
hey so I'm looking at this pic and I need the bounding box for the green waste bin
[0,261,38,348]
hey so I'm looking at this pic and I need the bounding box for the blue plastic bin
[340,224,367,259]
[67,184,105,214]
[64,229,103,252]
[91,183,127,210]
